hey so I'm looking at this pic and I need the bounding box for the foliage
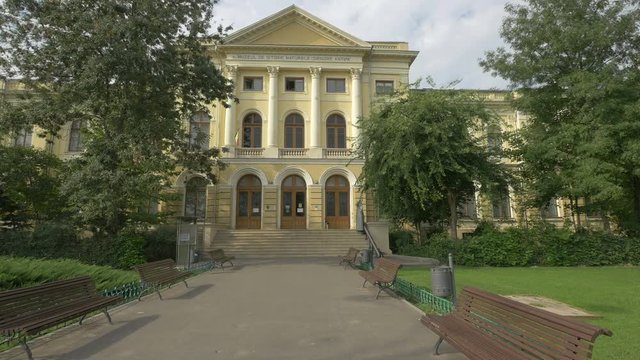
[398,266,640,360]
[0,146,65,227]
[0,0,234,236]
[0,256,138,291]
[389,229,415,253]
[142,225,177,262]
[0,223,174,269]
[398,223,640,267]
[356,81,510,240]
[481,0,640,234]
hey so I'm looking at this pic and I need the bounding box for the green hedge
[0,223,176,269]
[0,256,138,291]
[398,222,640,267]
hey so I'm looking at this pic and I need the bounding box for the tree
[481,0,640,234]
[0,146,65,228]
[356,82,510,240]
[0,0,234,236]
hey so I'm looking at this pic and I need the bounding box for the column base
[308,147,323,159]
[263,147,279,158]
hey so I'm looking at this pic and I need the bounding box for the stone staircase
[210,229,369,258]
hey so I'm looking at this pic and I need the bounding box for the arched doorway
[325,175,350,229]
[281,175,306,229]
[236,175,262,229]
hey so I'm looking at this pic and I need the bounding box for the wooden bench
[339,247,360,269]
[358,257,402,299]
[206,249,235,271]
[0,276,121,360]
[421,287,613,360]
[133,259,189,300]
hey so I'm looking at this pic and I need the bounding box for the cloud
[214,0,512,89]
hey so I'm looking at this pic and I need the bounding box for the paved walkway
[1,258,466,360]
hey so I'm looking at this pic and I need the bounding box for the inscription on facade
[228,54,356,62]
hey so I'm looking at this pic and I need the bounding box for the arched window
[185,177,208,220]
[190,111,210,149]
[284,113,304,148]
[326,114,346,148]
[242,113,262,148]
[68,120,86,152]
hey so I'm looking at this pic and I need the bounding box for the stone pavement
[1,257,467,360]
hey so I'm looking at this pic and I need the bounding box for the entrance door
[325,175,350,229]
[236,175,262,229]
[281,175,306,229]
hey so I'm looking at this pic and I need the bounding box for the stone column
[309,66,322,149]
[224,65,238,148]
[350,68,362,145]
[267,66,279,149]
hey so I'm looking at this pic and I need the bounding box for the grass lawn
[398,266,640,360]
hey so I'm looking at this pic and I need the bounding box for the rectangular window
[243,77,263,91]
[375,80,394,95]
[540,198,559,218]
[487,125,502,152]
[458,196,478,218]
[285,77,304,92]
[14,128,33,147]
[492,190,512,220]
[326,78,346,93]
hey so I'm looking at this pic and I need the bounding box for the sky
[213,0,514,90]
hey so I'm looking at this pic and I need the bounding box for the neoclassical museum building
[3,6,578,255]
[195,5,417,231]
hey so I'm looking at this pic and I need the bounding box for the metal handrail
[363,223,382,258]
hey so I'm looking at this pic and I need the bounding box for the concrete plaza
[1,258,466,360]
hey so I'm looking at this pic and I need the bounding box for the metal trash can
[357,249,371,266]
[431,266,453,297]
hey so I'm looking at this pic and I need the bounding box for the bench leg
[433,336,444,355]
[182,279,189,288]
[362,278,368,288]
[375,287,384,300]
[156,287,164,300]
[79,313,87,325]
[103,308,113,324]
[19,338,33,360]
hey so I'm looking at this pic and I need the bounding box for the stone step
[211,229,368,257]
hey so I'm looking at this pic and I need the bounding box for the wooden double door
[325,175,350,229]
[236,175,261,229]
[281,175,306,229]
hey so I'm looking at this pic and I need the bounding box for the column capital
[309,66,322,79]
[225,65,238,78]
[267,66,280,76]
[350,68,362,80]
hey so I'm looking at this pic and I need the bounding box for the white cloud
[214,0,512,89]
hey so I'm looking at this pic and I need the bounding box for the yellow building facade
[173,6,417,233]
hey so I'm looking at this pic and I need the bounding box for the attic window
[285,77,304,92]
[244,77,263,91]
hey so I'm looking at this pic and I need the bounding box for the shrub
[389,229,415,253]
[142,225,176,261]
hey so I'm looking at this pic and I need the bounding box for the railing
[279,148,308,158]
[363,223,382,259]
[235,148,264,157]
[393,277,454,314]
[323,148,351,158]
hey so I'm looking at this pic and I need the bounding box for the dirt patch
[505,295,600,319]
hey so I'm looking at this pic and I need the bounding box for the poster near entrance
[281,175,306,229]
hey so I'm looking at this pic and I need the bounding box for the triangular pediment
[224,5,371,48]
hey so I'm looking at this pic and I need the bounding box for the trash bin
[431,266,453,297]
[357,249,371,266]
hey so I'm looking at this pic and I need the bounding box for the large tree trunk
[447,190,458,240]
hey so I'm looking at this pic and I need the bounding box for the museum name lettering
[228,54,354,62]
